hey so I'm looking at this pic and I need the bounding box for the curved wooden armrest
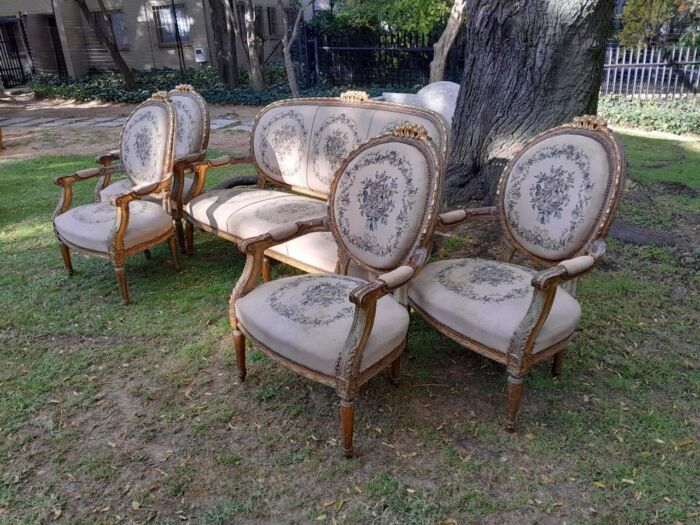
[532,239,606,290]
[95,149,120,166]
[238,217,329,255]
[190,154,254,199]
[55,166,118,186]
[108,181,161,205]
[437,206,497,228]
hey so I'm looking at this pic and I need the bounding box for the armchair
[53,92,178,304]
[407,116,626,431]
[230,124,444,457]
[95,85,210,251]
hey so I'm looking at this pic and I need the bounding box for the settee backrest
[250,93,450,198]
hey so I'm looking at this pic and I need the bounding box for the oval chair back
[496,116,626,266]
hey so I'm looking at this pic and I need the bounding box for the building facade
[0,0,296,81]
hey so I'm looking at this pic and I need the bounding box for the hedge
[30,67,408,106]
[598,96,700,136]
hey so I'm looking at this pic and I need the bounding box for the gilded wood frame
[53,92,179,304]
[412,116,626,431]
[229,124,444,457]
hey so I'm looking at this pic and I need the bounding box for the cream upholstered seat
[185,187,327,241]
[236,274,409,377]
[408,259,580,353]
[53,92,178,304]
[54,201,173,254]
[409,116,626,432]
[183,91,449,280]
[96,85,209,250]
[231,124,444,457]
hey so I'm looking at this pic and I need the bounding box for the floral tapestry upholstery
[236,274,409,377]
[170,91,207,160]
[54,201,173,254]
[121,103,172,186]
[186,187,327,240]
[502,133,613,260]
[306,106,372,195]
[252,104,317,189]
[251,101,448,197]
[408,259,581,353]
[331,141,431,270]
[99,176,194,203]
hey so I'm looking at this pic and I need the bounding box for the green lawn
[0,134,698,525]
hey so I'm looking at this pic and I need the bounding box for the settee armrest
[532,240,606,290]
[437,206,497,229]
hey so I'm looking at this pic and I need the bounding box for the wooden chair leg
[184,221,194,256]
[167,237,180,271]
[388,356,400,386]
[340,399,356,458]
[261,256,271,283]
[234,329,246,381]
[175,219,186,254]
[505,375,523,432]
[552,351,564,377]
[59,243,73,274]
[115,265,130,305]
[144,249,152,259]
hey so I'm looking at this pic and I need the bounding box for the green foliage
[598,95,700,135]
[31,67,413,105]
[619,0,680,45]
[308,0,450,38]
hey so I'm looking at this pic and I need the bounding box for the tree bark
[446,0,614,204]
[209,0,238,85]
[280,0,312,98]
[73,0,136,90]
[429,0,467,83]
[244,0,266,91]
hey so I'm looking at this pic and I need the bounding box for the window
[254,6,264,38]
[153,4,191,46]
[267,6,278,36]
[93,10,129,50]
[284,8,297,33]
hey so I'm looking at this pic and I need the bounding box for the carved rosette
[572,115,607,131]
[340,90,370,103]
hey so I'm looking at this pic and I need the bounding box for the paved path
[0,115,253,131]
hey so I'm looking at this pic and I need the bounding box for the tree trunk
[73,0,137,90]
[280,0,312,98]
[228,0,250,69]
[429,0,466,83]
[244,0,266,91]
[446,0,614,204]
[209,0,238,85]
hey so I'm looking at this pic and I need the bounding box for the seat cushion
[185,188,327,240]
[99,177,194,203]
[267,231,369,279]
[54,201,173,254]
[236,274,409,377]
[408,259,581,353]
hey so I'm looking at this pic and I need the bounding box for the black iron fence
[0,18,27,88]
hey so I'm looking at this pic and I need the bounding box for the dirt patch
[0,93,258,160]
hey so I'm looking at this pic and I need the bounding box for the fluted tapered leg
[340,399,356,458]
[59,243,73,274]
[505,375,523,432]
[234,330,246,381]
[115,265,129,305]
[167,237,180,271]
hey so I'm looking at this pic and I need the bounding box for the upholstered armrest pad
[176,152,203,165]
[377,266,415,289]
[208,155,233,167]
[95,149,120,164]
[439,209,467,225]
[438,206,497,226]
[559,255,595,276]
[55,167,103,185]
[108,181,160,205]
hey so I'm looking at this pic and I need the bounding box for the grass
[0,131,698,524]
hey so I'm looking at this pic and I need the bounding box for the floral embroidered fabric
[121,105,171,186]
[503,134,611,260]
[435,260,531,303]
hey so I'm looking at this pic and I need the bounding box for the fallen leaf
[131,500,140,510]
[621,478,635,485]
[593,481,606,488]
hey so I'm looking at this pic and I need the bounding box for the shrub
[30,67,399,106]
[598,96,700,135]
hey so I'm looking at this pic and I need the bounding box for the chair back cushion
[121,93,176,186]
[169,85,209,160]
[498,117,625,262]
[251,95,449,197]
[329,125,443,271]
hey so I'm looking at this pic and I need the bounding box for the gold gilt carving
[339,90,370,103]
